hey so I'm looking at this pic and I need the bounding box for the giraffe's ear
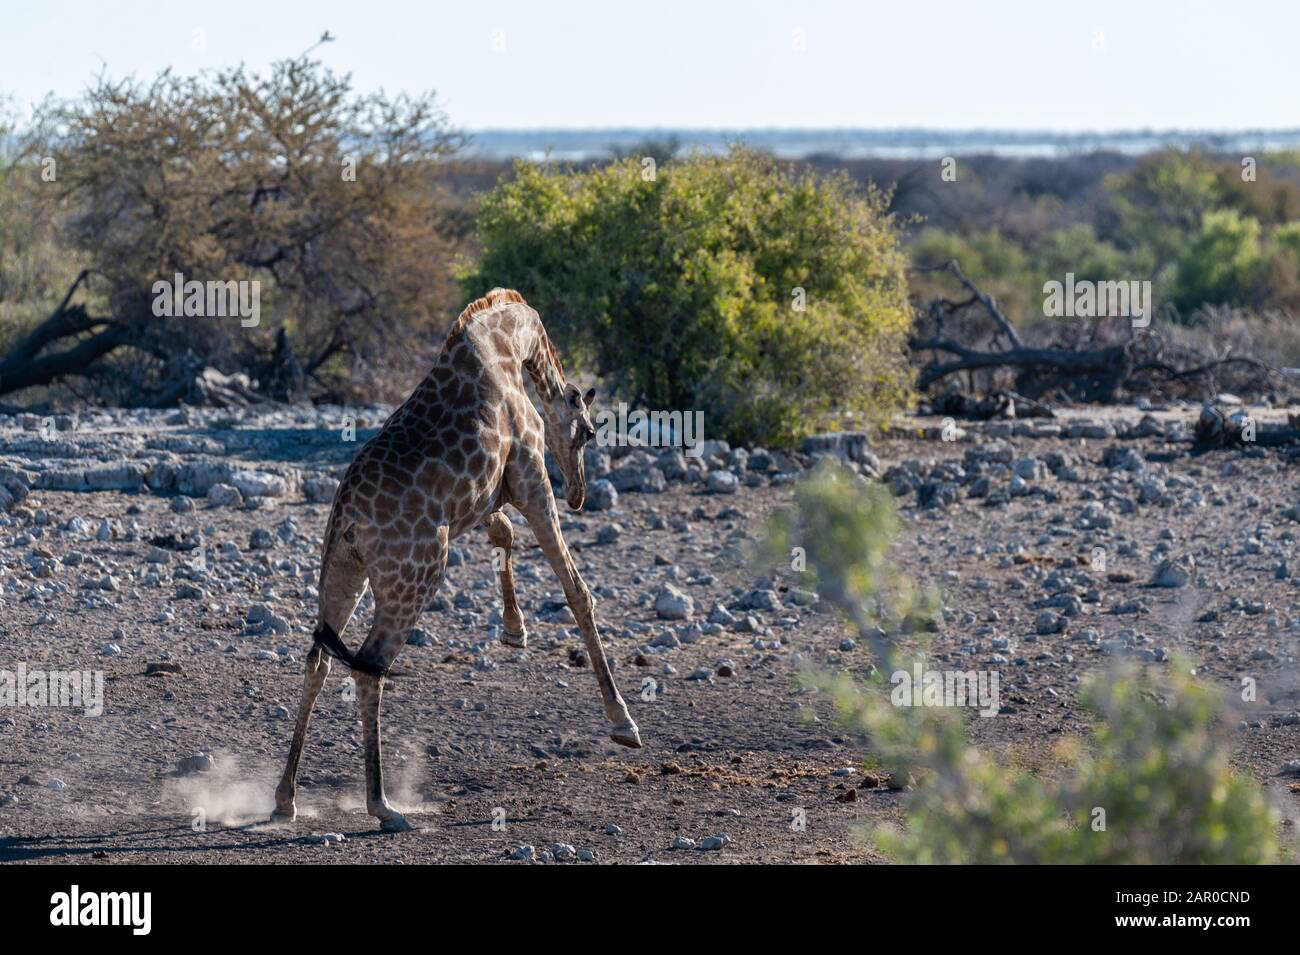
[583,387,596,408]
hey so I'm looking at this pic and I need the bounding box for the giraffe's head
[543,382,597,510]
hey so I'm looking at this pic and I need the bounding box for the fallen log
[926,385,1055,420]
[1193,406,1300,450]
[910,260,1286,403]
[149,366,267,408]
[912,336,1133,401]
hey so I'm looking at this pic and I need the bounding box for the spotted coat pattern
[273,289,641,832]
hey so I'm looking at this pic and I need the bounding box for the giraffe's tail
[312,622,386,677]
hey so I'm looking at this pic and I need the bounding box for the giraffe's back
[325,313,542,573]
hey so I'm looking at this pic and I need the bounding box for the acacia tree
[0,99,77,390]
[0,58,463,403]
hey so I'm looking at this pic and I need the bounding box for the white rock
[229,469,290,499]
[584,479,618,511]
[706,470,739,495]
[1152,555,1195,588]
[654,584,695,621]
[207,483,244,508]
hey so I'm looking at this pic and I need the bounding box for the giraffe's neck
[412,305,565,411]
[520,311,565,401]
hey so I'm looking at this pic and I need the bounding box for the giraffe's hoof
[270,804,296,823]
[378,812,414,833]
[499,625,528,649]
[610,720,643,748]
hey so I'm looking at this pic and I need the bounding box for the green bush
[817,660,1278,864]
[1273,220,1300,258]
[1033,223,1146,286]
[1101,150,1300,315]
[0,103,79,343]
[908,228,1034,319]
[464,150,914,447]
[1106,151,1226,270]
[1172,209,1263,313]
[759,463,934,659]
[765,461,1280,864]
[909,225,1150,335]
[1255,222,1300,311]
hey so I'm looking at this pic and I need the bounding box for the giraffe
[272,288,642,833]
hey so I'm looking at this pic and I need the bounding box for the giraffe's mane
[451,287,528,334]
[445,287,565,380]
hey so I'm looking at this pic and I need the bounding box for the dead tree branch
[909,261,1286,405]
[911,259,1023,349]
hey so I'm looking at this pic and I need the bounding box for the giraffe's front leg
[521,498,642,748]
[572,582,642,748]
[485,510,528,648]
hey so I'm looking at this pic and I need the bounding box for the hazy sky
[2,0,1296,130]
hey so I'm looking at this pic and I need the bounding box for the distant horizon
[464,125,1300,134]
[461,126,1300,162]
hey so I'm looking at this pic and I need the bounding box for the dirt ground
[1,407,1298,863]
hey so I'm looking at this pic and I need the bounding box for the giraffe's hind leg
[355,528,448,833]
[485,509,528,647]
[272,542,366,821]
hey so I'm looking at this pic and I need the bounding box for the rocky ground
[0,400,1298,864]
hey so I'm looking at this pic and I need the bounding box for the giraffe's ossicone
[273,288,641,833]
